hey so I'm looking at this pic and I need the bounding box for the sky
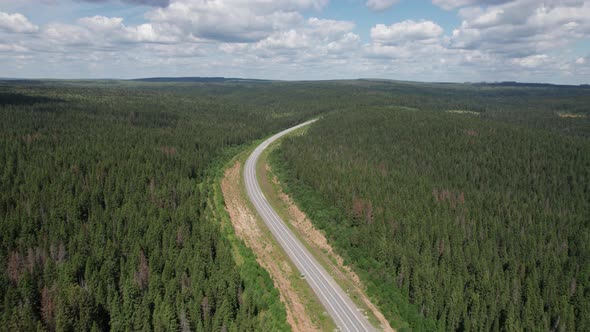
[1,0,589,84]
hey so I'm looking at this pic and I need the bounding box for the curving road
[244,120,376,332]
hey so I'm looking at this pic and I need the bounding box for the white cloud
[511,54,548,68]
[256,29,309,49]
[143,43,205,57]
[42,23,92,46]
[307,17,355,38]
[366,0,400,11]
[42,16,179,47]
[450,0,590,58]
[0,43,29,53]
[433,0,471,10]
[463,8,506,28]
[433,0,514,10]
[365,20,451,68]
[78,16,124,31]
[0,0,588,84]
[371,20,444,45]
[222,17,360,62]
[363,1,590,83]
[77,0,170,6]
[146,0,328,43]
[0,12,38,33]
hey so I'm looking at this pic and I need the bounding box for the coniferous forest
[272,83,590,330]
[0,80,340,331]
[2,79,590,331]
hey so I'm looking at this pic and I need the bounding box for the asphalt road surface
[244,120,376,332]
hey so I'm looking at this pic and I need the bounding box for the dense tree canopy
[2,79,589,331]
[0,80,339,331]
[272,85,590,331]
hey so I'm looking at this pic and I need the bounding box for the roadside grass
[217,139,336,332]
[256,127,389,330]
[209,145,291,331]
[447,109,480,115]
[556,112,587,118]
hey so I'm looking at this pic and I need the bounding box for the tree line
[272,88,589,331]
[0,81,338,331]
[2,79,589,331]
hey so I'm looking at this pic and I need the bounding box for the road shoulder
[257,129,395,332]
[221,148,335,331]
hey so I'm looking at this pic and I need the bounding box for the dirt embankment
[269,164,395,332]
[221,162,319,332]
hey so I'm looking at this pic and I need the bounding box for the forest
[2,79,589,331]
[0,80,347,331]
[272,83,590,330]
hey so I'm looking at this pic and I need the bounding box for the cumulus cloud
[433,0,514,10]
[1,0,589,83]
[42,23,92,46]
[511,54,549,68]
[0,43,29,53]
[371,20,443,45]
[78,16,125,31]
[37,15,178,51]
[450,0,590,58]
[78,15,177,43]
[76,0,170,7]
[366,0,400,11]
[0,12,39,33]
[307,17,355,38]
[425,0,590,82]
[145,0,328,43]
[143,42,205,57]
[364,19,452,70]
[222,17,359,63]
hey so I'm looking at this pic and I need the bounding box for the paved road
[244,120,376,332]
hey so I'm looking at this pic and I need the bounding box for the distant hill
[130,77,274,83]
[0,79,45,85]
[472,81,589,88]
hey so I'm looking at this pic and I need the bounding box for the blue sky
[1,0,589,83]
[321,0,461,38]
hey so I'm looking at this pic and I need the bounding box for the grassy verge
[216,139,336,331]
[207,144,291,331]
[255,127,393,330]
[268,143,434,331]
